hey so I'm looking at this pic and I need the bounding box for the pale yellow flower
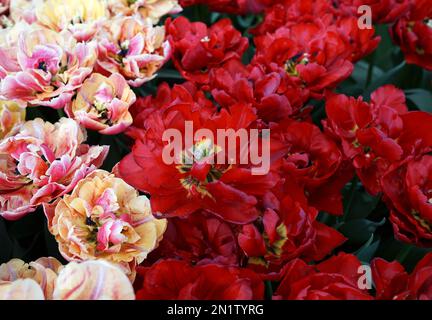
[66,73,135,135]
[0,279,45,300]
[0,100,25,139]
[49,170,167,278]
[0,258,135,300]
[53,260,135,300]
[8,0,36,24]
[33,0,108,41]
[107,0,182,24]
[0,257,62,299]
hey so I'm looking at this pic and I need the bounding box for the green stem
[114,136,130,153]
[344,176,359,218]
[396,245,413,264]
[365,52,376,89]
[264,280,273,300]
[57,108,66,119]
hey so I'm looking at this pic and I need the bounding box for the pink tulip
[96,16,171,87]
[0,27,97,109]
[0,117,108,220]
[66,73,135,135]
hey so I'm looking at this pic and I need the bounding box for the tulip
[48,170,167,278]
[66,73,135,135]
[0,100,25,139]
[0,117,109,220]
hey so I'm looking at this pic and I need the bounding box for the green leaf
[351,61,384,88]
[264,281,273,300]
[342,176,359,217]
[364,61,406,98]
[355,235,380,263]
[210,12,221,24]
[372,25,398,69]
[405,89,432,112]
[236,15,256,29]
[157,69,183,80]
[338,218,386,245]
[395,244,414,264]
[345,191,381,221]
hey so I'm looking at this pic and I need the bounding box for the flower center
[285,53,310,77]
[70,15,84,25]
[93,100,113,125]
[83,189,133,251]
[119,40,130,57]
[412,210,432,232]
[0,16,12,29]
[37,61,48,72]
[176,138,228,198]
[286,152,312,169]
[92,85,114,125]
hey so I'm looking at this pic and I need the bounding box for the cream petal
[0,279,45,300]
[53,260,135,300]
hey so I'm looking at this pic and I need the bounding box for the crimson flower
[208,59,310,123]
[135,259,264,300]
[238,190,346,273]
[250,0,336,36]
[372,252,432,299]
[271,119,352,214]
[253,0,381,62]
[381,111,432,246]
[391,1,432,71]
[273,253,373,300]
[253,19,353,99]
[117,85,278,223]
[179,0,270,14]
[166,16,248,85]
[324,85,408,195]
[146,211,240,266]
[336,0,410,24]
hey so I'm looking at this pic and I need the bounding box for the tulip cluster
[0,0,432,301]
[0,0,174,300]
[0,0,176,134]
[0,258,135,299]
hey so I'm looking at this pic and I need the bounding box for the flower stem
[365,51,376,89]
[344,175,359,219]
[57,108,66,119]
[396,245,413,264]
[264,280,273,300]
